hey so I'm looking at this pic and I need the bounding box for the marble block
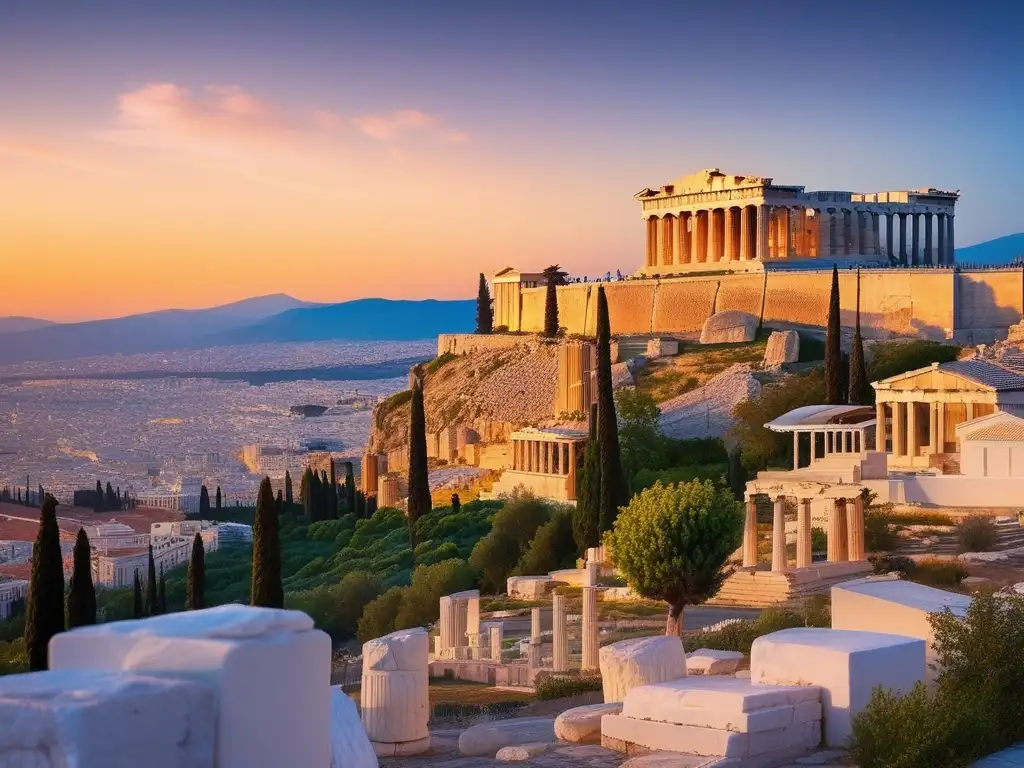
[330,688,378,768]
[360,628,429,750]
[687,649,744,676]
[554,703,623,743]
[459,717,556,757]
[48,604,332,768]
[599,636,687,703]
[0,668,216,768]
[700,310,758,345]
[750,627,925,747]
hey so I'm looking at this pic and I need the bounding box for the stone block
[554,702,623,743]
[0,668,216,768]
[599,636,687,703]
[699,310,758,345]
[48,604,332,768]
[360,628,429,750]
[687,649,744,676]
[831,577,970,683]
[330,687,378,768]
[459,717,556,757]
[647,338,680,358]
[362,627,429,673]
[762,331,800,369]
[750,627,925,747]
[506,575,554,599]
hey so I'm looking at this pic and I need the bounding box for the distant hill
[955,233,1024,266]
[0,316,56,334]
[213,298,475,345]
[0,294,320,365]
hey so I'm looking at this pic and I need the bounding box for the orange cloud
[352,108,467,143]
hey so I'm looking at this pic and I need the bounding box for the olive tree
[605,480,743,636]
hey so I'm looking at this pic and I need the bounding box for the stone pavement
[379,727,852,767]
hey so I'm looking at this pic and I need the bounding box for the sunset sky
[1,1,1022,322]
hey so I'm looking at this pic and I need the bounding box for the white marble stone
[762,331,800,370]
[360,628,429,751]
[507,576,554,600]
[330,688,378,768]
[699,311,758,345]
[49,605,331,768]
[495,742,552,762]
[554,703,623,743]
[598,636,687,703]
[0,668,216,768]
[459,717,556,757]
[750,627,925,747]
[687,649,745,676]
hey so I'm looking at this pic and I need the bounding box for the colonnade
[644,205,955,268]
[876,399,994,462]
[511,438,577,476]
[741,495,866,572]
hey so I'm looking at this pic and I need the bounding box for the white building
[82,523,149,553]
[215,523,252,546]
[0,541,33,563]
[0,579,28,619]
[91,535,195,589]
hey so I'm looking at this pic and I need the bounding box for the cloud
[0,138,97,172]
[352,108,467,143]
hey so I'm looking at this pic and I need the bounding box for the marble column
[771,497,786,572]
[757,205,770,261]
[778,207,790,259]
[925,212,934,265]
[847,496,866,561]
[797,498,812,569]
[723,208,735,261]
[660,215,674,267]
[740,206,752,260]
[826,499,842,562]
[947,215,955,263]
[693,210,706,263]
[489,624,504,662]
[528,607,542,669]
[439,596,458,653]
[678,212,691,264]
[835,499,849,562]
[709,209,723,262]
[817,209,830,258]
[552,593,568,672]
[936,401,946,453]
[645,218,657,268]
[850,210,861,256]
[467,595,481,657]
[907,401,918,460]
[361,629,430,754]
[937,213,946,266]
[892,402,905,458]
[886,213,894,259]
[911,213,920,266]
[875,401,886,451]
[873,212,881,255]
[742,497,758,568]
[898,213,908,264]
[581,586,599,672]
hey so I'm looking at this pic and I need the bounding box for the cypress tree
[542,264,561,338]
[365,495,377,517]
[573,402,601,552]
[345,462,356,516]
[251,477,283,608]
[187,532,206,610]
[94,480,104,512]
[450,493,461,514]
[67,528,97,629]
[158,567,167,615]
[132,570,143,619]
[825,264,844,404]
[146,544,157,616]
[475,273,493,334]
[215,485,222,511]
[24,495,65,670]
[848,269,870,405]
[320,470,330,520]
[199,485,211,517]
[301,468,315,521]
[406,366,431,545]
[595,286,628,532]
[329,459,339,520]
[105,482,117,510]
[276,489,283,516]
[284,471,293,513]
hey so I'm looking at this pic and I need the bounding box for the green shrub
[912,557,968,588]
[357,586,407,643]
[663,437,729,467]
[426,352,457,373]
[956,515,997,554]
[864,508,900,552]
[888,511,955,526]
[287,570,382,641]
[516,511,577,576]
[694,607,805,654]
[470,533,522,593]
[811,527,827,552]
[870,554,917,577]
[867,341,961,401]
[534,673,603,701]
[631,464,728,494]
[394,558,477,630]
[490,494,552,550]
[802,595,831,628]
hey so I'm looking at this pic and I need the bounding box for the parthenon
[637,168,959,275]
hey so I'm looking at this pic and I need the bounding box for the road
[496,605,763,638]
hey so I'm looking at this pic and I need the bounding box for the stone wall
[509,268,1024,343]
[437,333,538,357]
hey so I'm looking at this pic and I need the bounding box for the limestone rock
[458,717,556,757]
[685,649,744,676]
[0,668,216,768]
[494,741,552,762]
[612,362,634,388]
[598,636,687,703]
[699,310,758,345]
[961,576,992,592]
[553,702,623,743]
[330,688,378,768]
[762,330,800,369]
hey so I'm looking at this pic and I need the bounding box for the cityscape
[1,2,1023,767]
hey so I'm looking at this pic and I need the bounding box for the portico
[636,169,958,275]
[486,427,587,503]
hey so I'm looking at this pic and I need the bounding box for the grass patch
[635,338,768,403]
[598,600,667,620]
[887,511,956,527]
[688,599,830,655]
[480,597,546,613]
[426,351,457,374]
[534,673,603,701]
[910,557,969,589]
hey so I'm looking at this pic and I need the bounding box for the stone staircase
[897,517,1024,557]
[708,562,873,609]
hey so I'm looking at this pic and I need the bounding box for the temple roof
[956,411,1024,441]
[764,405,875,432]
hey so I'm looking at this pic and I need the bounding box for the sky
[1,0,1022,322]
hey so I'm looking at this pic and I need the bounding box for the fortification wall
[514,268,1024,342]
[437,333,538,357]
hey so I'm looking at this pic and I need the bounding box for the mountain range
[952,233,1024,266]
[0,294,474,365]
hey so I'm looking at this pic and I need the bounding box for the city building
[91,534,197,589]
[215,522,253,546]
[81,522,149,552]
[636,168,958,275]
[0,541,32,564]
[0,579,27,619]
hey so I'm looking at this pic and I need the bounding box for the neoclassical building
[636,169,958,275]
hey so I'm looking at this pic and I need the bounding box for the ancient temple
[636,168,958,275]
